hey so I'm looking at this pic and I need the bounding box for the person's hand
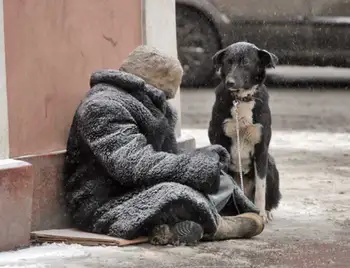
[197,145,231,172]
[209,145,231,172]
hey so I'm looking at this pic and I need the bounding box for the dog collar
[230,92,255,103]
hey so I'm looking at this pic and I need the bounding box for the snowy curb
[182,129,350,151]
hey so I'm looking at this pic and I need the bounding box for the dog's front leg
[254,143,269,223]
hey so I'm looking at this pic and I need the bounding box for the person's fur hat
[120,45,183,99]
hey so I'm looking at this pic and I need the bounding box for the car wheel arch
[175,1,224,50]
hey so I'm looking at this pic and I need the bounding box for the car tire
[176,5,221,87]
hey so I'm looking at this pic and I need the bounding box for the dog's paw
[267,210,273,222]
[259,210,269,224]
[259,210,273,223]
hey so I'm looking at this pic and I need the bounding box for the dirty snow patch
[0,244,90,266]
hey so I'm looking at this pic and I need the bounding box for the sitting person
[63,45,264,245]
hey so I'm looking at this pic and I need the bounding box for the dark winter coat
[63,69,225,239]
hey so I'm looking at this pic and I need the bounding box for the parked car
[176,0,350,87]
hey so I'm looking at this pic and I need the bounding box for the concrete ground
[1,86,349,268]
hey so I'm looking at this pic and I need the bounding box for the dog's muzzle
[225,79,236,89]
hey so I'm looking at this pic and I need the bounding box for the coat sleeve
[77,99,221,194]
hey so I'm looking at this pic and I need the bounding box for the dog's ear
[212,48,227,73]
[258,49,278,68]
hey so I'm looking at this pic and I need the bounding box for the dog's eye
[227,59,234,65]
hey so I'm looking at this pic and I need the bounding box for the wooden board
[30,228,148,247]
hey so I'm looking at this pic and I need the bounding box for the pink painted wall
[4,0,142,157]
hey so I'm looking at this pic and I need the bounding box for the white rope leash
[233,101,244,191]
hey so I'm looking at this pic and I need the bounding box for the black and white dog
[208,42,281,223]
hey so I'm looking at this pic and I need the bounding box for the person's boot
[203,213,264,241]
[149,220,204,246]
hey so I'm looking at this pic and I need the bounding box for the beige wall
[4,0,142,157]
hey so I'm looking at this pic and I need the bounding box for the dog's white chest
[223,100,262,173]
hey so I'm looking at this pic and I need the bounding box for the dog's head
[212,42,278,94]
